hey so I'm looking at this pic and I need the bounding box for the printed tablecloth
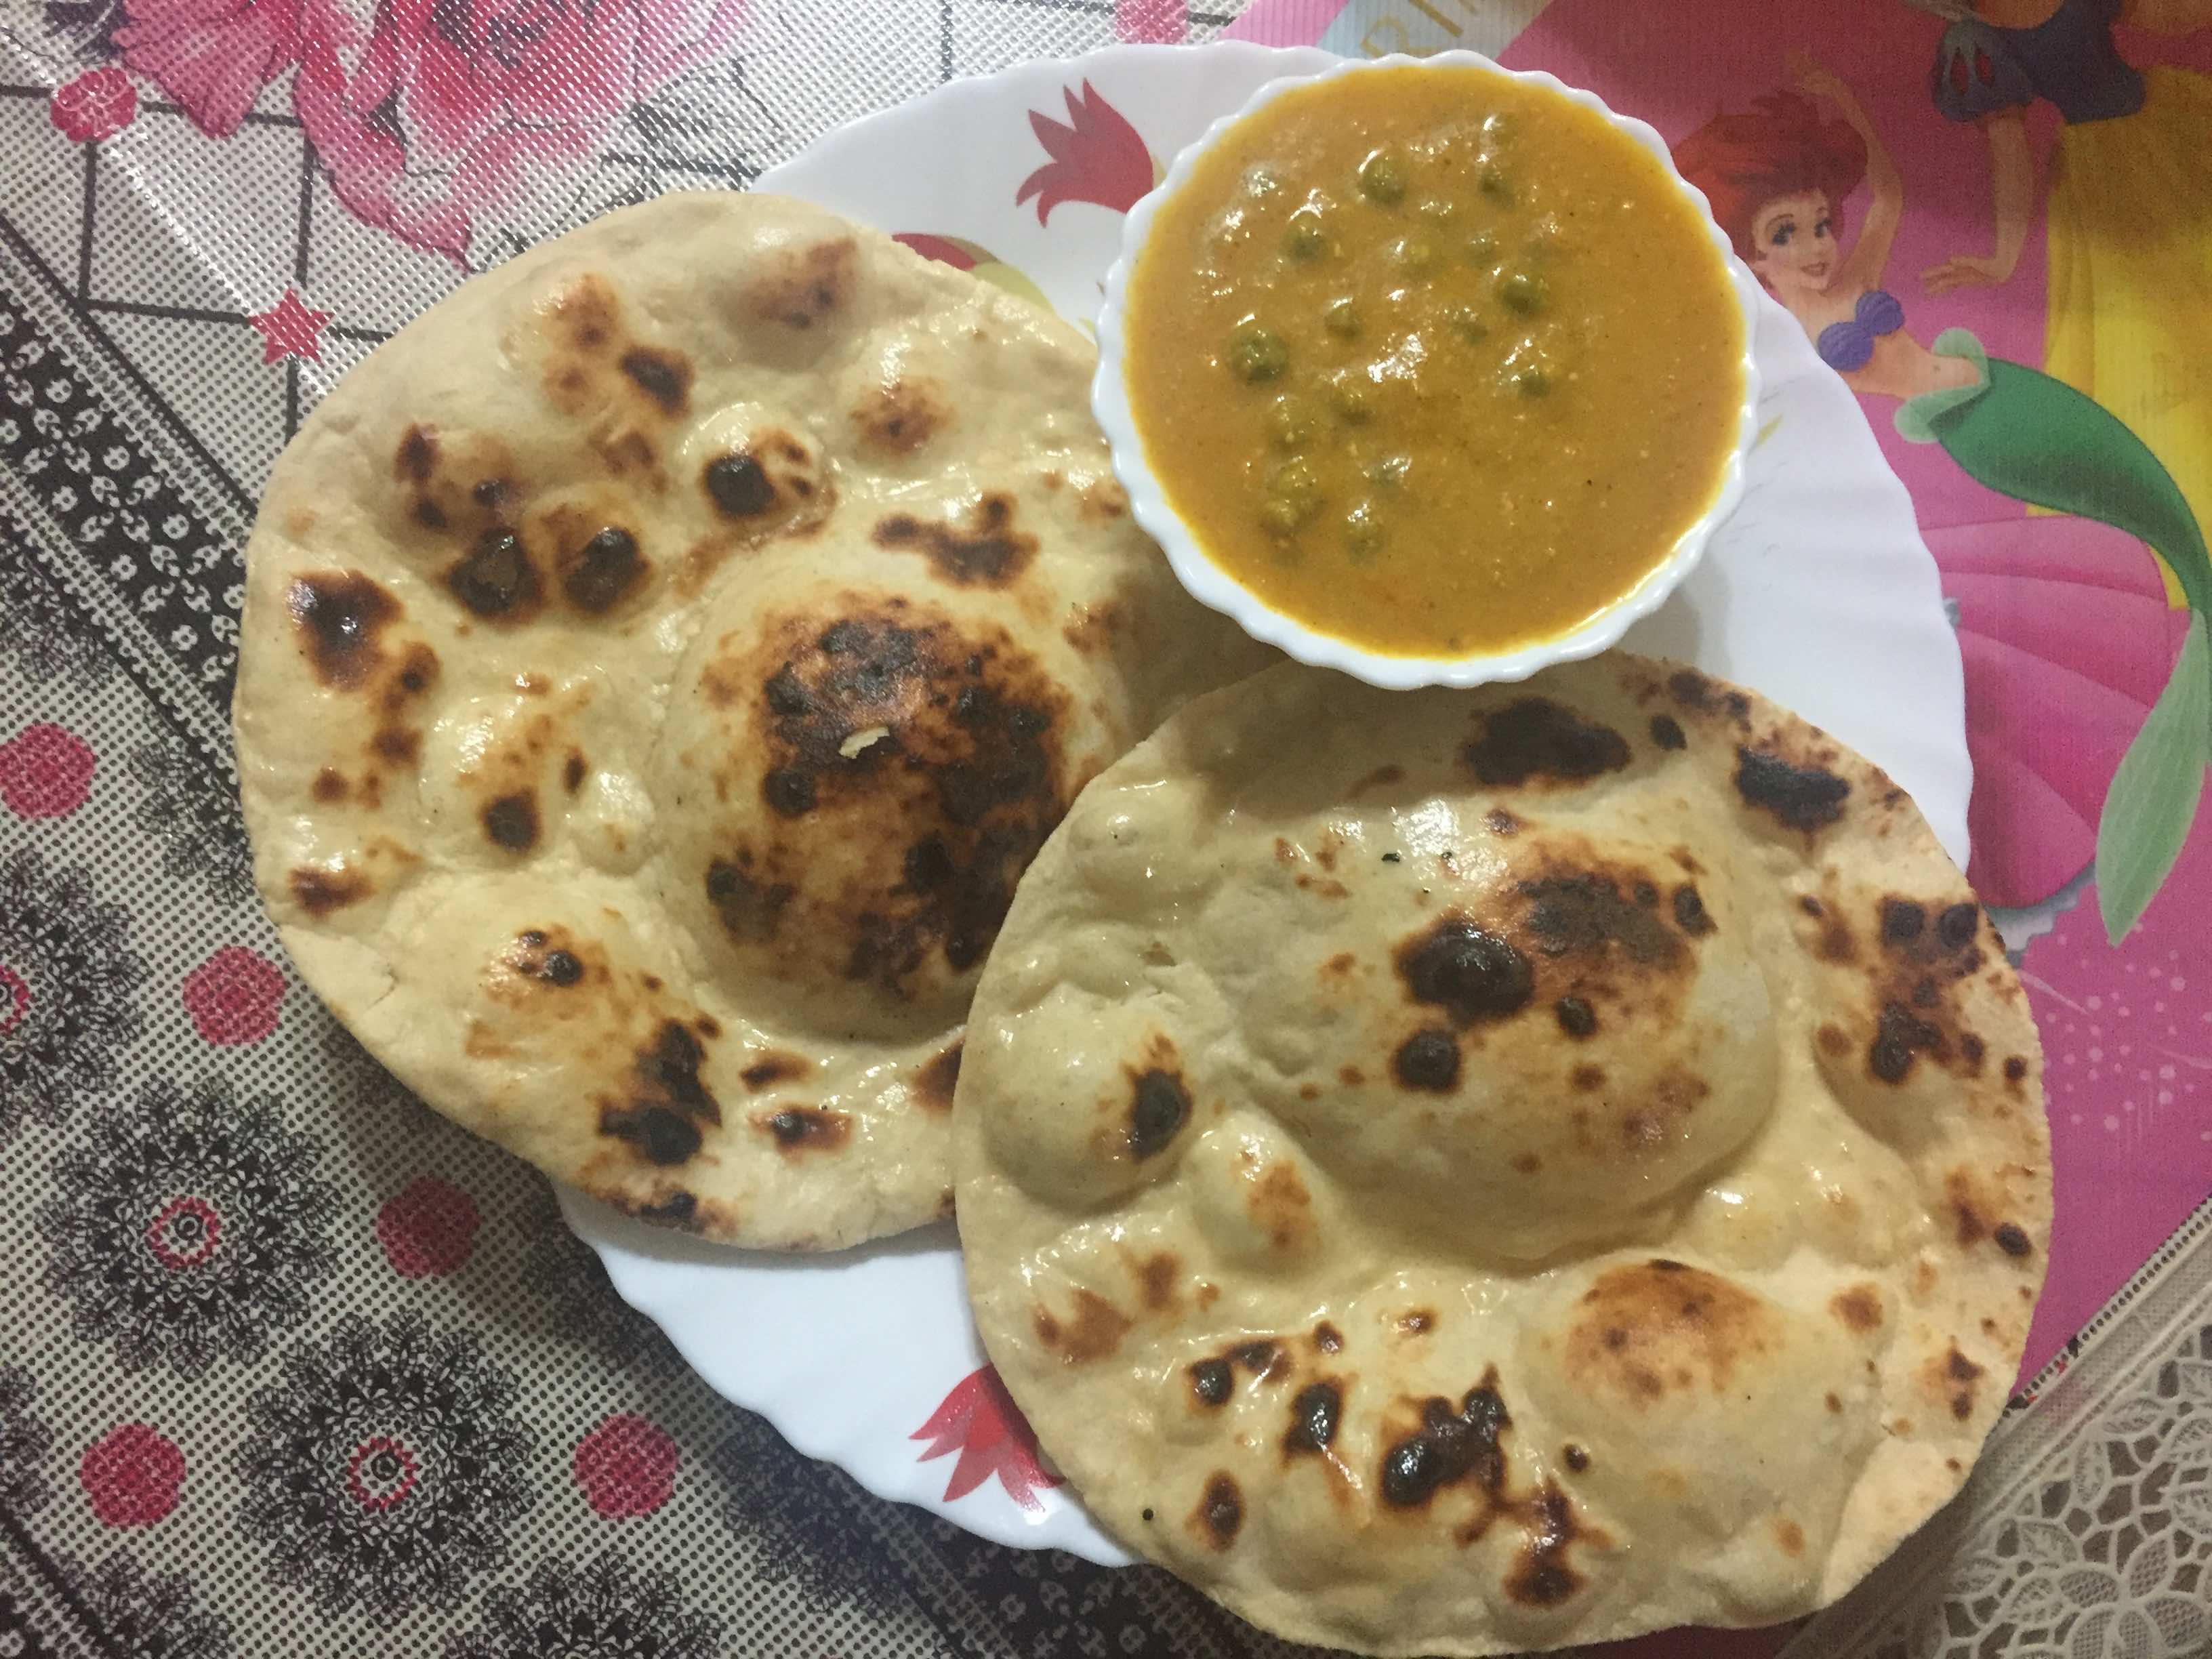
[3,0,2208,1655]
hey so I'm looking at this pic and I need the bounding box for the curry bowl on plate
[1094,52,1764,689]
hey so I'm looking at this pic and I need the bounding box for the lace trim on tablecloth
[1782,1192,2212,1659]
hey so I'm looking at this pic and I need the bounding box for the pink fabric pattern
[116,0,749,263]
[1113,0,1187,43]
[247,289,332,364]
[1929,516,2193,909]
[0,724,95,819]
[181,946,286,1046]
[48,67,140,142]
[375,1175,483,1278]
[573,1414,678,1518]
[80,1424,185,1526]
[2018,823,2212,1375]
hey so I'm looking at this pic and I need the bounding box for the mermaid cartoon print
[1917,0,2212,548]
[1674,54,2212,944]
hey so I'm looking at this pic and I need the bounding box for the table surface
[3,1,2209,1655]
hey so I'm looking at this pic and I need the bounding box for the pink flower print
[345,1436,419,1510]
[289,0,750,263]
[181,946,285,1046]
[80,1424,184,1526]
[573,1414,676,1517]
[911,1365,1058,1511]
[0,963,29,1042]
[116,0,746,263]
[115,0,303,138]
[0,724,94,819]
[1114,0,1186,43]
[49,68,140,143]
[1017,82,1159,226]
[375,1175,482,1278]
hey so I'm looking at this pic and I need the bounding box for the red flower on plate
[1016,81,1158,226]
[893,232,1055,314]
[911,1366,1058,1512]
[80,1423,184,1526]
[0,724,95,820]
[573,1413,676,1517]
[49,68,140,143]
[182,945,285,1045]
[375,1174,482,1278]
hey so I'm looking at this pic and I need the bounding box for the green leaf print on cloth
[1900,327,2212,939]
[2095,613,2211,943]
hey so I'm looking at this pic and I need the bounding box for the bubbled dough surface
[234,190,1269,1249]
[954,654,2050,1656]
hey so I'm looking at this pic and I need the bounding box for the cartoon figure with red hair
[1675,56,2210,941]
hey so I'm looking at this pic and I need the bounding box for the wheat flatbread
[234,190,1268,1248]
[954,653,2049,1654]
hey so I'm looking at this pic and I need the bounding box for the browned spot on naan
[1126,1062,1191,1158]
[1829,1285,1884,1333]
[872,495,1036,588]
[1735,745,1850,832]
[619,347,692,415]
[756,1107,850,1155]
[1929,1343,1984,1420]
[445,529,544,623]
[596,1020,722,1168]
[1283,1380,1343,1456]
[916,1041,962,1113]
[1033,1288,1131,1364]
[699,601,1071,1000]
[1247,1160,1315,1254]
[1666,668,1751,725]
[1465,698,1629,788]
[745,237,857,329]
[1568,1261,1772,1404]
[1396,916,1534,1025]
[1134,1251,1181,1313]
[1191,1472,1243,1550]
[1506,1482,1599,1608]
[739,1052,811,1092]
[481,792,539,852]
[289,571,401,690]
[851,376,948,453]
[289,863,370,916]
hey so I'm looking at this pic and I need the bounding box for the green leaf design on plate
[2096,610,2212,944]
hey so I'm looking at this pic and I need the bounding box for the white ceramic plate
[560,41,1971,1567]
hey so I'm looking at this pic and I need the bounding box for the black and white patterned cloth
[0,5,1318,1655]
[10,3,2212,1656]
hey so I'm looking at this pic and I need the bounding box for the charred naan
[954,654,2048,1654]
[235,191,1267,1248]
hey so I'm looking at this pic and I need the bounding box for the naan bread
[954,654,2049,1655]
[234,191,1267,1248]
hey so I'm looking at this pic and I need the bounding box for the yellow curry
[1122,64,1745,658]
